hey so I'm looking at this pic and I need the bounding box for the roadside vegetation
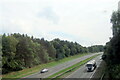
[103,10,120,78]
[0,35,2,79]
[2,33,104,75]
[3,53,89,79]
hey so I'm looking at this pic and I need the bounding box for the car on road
[100,56,102,60]
[40,68,48,73]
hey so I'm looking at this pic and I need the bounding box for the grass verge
[47,54,100,79]
[2,53,89,80]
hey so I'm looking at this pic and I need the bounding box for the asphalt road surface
[20,52,102,80]
[65,54,103,80]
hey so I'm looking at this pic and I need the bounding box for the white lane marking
[66,55,102,78]
[89,58,102,80]
[89,68,97,79]
[66,65,84,78]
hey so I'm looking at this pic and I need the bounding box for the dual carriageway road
[20,52,103,80]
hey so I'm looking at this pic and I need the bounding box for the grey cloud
[37,7,59,24]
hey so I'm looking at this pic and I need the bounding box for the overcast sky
[0,0,120,46]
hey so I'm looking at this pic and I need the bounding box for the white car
[40,68,48,73]
[100,56,102,60]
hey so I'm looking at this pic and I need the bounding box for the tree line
[0,35,2,74]
[103,10,120,78]
[2,33,104,74]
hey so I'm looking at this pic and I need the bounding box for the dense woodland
[2,33,104,74]
[104,10,120,78]
[0,35,2,74]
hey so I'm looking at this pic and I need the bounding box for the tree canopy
[1,33,104,74]
[104,10,120,78]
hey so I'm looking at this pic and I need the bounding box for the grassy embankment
[2,53,90,79]
[47,54,100,79]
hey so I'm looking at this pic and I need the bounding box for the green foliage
[104,10,120,78]
[108,64,120,78]
[88,45,104,53]
[2,34,19,73]
[2,33,104,74]
[111,11,120,36]
[0,35,2,61]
